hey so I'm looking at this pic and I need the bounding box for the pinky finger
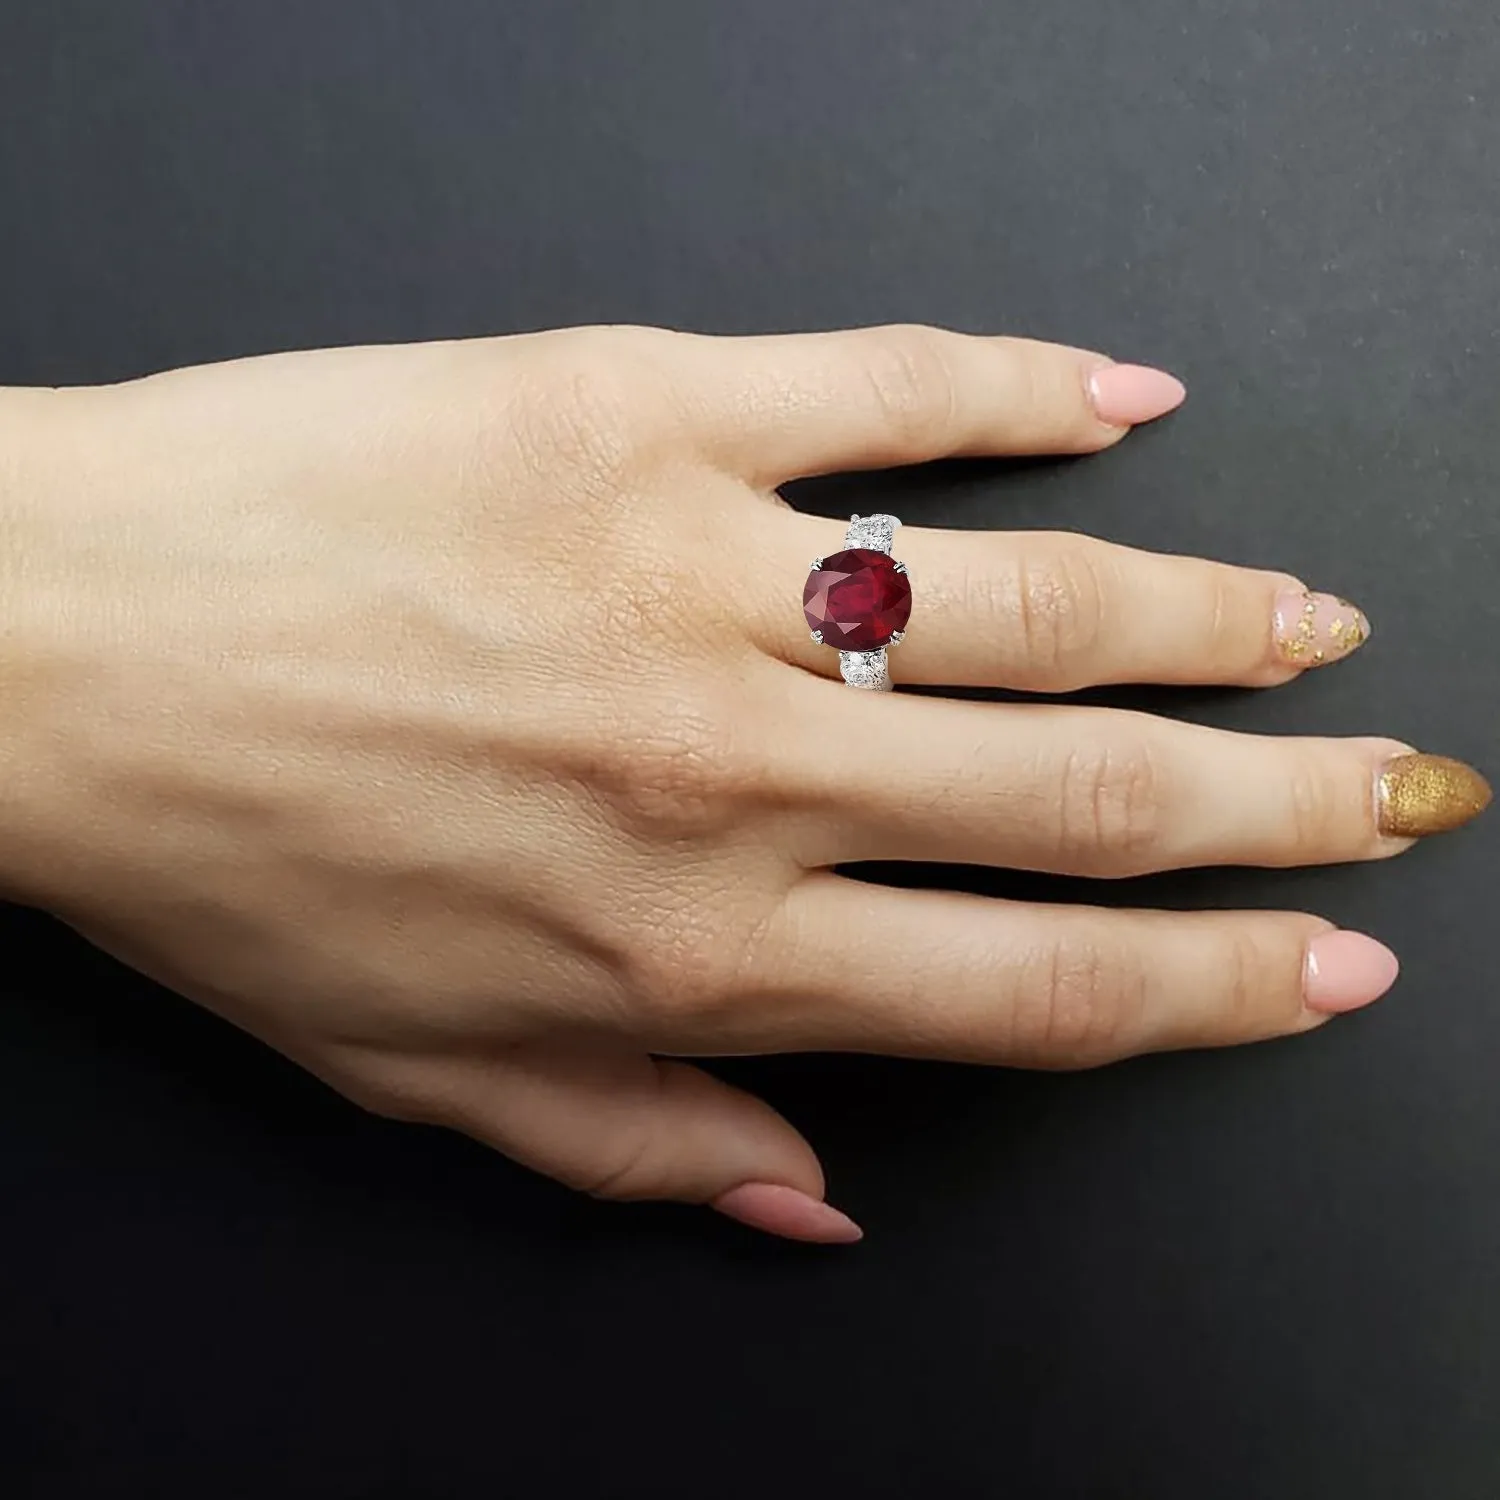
[749,878,1401,1068]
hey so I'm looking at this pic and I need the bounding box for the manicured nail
[1304,931,1400,1014]
[1087,364,1187,426]
[712,1183,864,1244]
[1273,589,1371,668]
[1377,753,1493,838]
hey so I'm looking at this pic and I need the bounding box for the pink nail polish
[1087,364,1187,427]
[1304,931,1400,1014]
[712,1182,864,1244]
[1273,589,1372,668]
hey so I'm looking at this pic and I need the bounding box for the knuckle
[1218,929,1271,1035]
[1011,544,1107,684]
[1056,734,1165,870]
[1202,922,1309,1039]
[1285,752,1361,853]
[860,325,960,447]
[530,359,634,472]
[1007,347,1053,432]
[603,696,744,839]
[1203,568,1242,663]
[1014,936,1147,1066]
[577,1121,662,1202]
[611,882,784,1035]
[617,913,753,1029]
[509,329,677,480]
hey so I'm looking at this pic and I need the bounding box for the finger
[765,522,1370,690]
[407,1042,861,1245]
[788,689,1491,873]
[668,325,1184,484]
[728,876,1400,1066]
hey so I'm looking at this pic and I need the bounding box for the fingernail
[1304,931,1400,1014]
[712,1183,864,1244]
[1377,753,1493,838]
[1087,364,1187,426]
[1273,589,1371,668]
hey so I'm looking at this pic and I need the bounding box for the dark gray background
[1,2,1497,1496]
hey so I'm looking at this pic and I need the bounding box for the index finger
[666,324,1185,484]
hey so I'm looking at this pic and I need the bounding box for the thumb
[442,1042,862,1244]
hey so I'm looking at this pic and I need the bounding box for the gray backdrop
[1,3,1496,1496]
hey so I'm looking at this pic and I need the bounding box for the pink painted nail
[1304,931,1400,1014]
[712,1183,864,1244]
[1273,589,1372,668]
[1087,364,1187,426]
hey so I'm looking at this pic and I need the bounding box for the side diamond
[839,649,892,691]
[843,513,899,553]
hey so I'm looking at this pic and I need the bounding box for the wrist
[0,387,101,908]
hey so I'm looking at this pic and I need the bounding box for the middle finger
[790,685,1489,874]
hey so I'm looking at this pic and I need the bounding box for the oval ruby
[802,548,912,651]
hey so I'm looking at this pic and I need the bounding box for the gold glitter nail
[1378,754,1493,838]
[1274,589,1371,667]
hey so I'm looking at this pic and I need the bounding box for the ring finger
[766,520,1371,691]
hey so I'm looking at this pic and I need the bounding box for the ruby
[803,548,912,651]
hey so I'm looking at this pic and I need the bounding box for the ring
[802,513,911,691]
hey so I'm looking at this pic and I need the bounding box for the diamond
[839,651,891,689]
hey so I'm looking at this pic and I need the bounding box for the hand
[1,327,1487,1242]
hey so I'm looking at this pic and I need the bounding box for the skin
[0,325,1435,1240]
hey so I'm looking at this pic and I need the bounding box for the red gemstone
[803,548,912,651]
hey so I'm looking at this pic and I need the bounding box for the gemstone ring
[801,513,912,691]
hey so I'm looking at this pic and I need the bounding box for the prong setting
[801,514,908,679]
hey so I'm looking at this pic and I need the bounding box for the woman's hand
[1,326,1487,1242]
